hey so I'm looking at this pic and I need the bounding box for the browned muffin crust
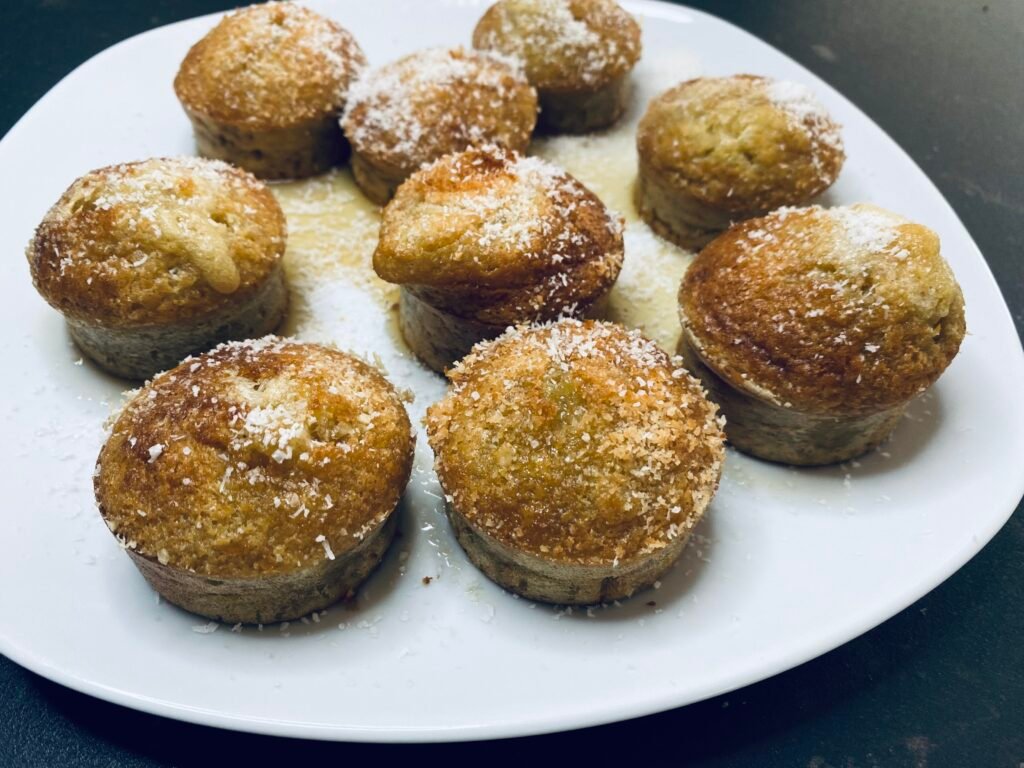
[426,319,724,572]
[680,204,966,417]
[95,337,414,580]
[474,0,640,93]
[636,75,844,227]
[27,157,286,328]
[472,0,641,132]
[174,2,366,178]
[174,2,365,130]
[341,47,538,204]
[374,145,624,326]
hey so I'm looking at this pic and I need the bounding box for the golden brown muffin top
[374,145,623,324]
[426,319,724,567]
[472,0,641,93]
[680,204,966,415]
[174,2,366,130]
[95,337,414,578]
[341,47,538,180]
[637,75,845,214]
[27,157,286,327]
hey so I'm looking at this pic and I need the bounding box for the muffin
[426,319,725,604]
[341,47,538,205]
[174,2,366,179]
[678,204,966,466]
[636,75,845,249]
[94,337,415,624]
[472,0,641,133]
[374,145,624,372]
[26,157,287,380]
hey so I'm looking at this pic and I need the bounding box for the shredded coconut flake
[765,79,843,153]
[342,47,529,169]
[829,205,901,254]
[315,534,336,561]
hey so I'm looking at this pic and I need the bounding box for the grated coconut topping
[765,79,844,155]
[341,47,534,171]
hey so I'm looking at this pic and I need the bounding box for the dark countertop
[1,1,1021,765]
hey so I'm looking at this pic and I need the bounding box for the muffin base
[350,152,409,206]
[399,288,509,373]
[184,107,347,180]
[67,266,287,380]
[126,512,397,625]
[538,73,631,134]
[448,503,688,604]
[677,330,905,466]
[635,160,736,250]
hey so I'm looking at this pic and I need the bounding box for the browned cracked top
[174,1,366,130]
[95,338,414,578]
[427,319,725,566]
[473,0,641,93]
[27,157,285,327]
[374,145,623,324]
[637,75,845,214]
[341,47,538,180]
[680,204,966,415]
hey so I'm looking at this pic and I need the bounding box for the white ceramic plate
[1,0,1021,743]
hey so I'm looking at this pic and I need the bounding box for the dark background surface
[1,1,1021,765]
